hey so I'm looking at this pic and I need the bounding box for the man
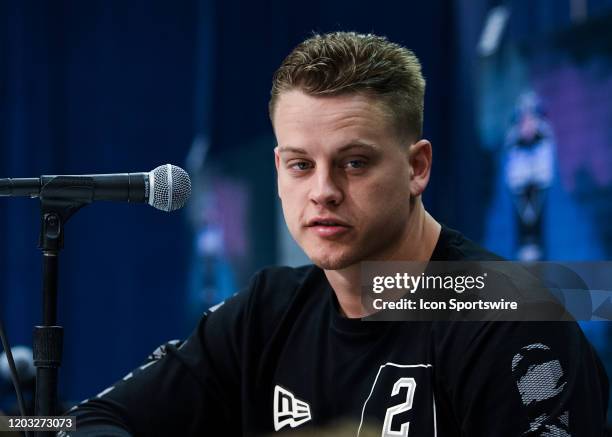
[63,32,608,436]
[504,91,555,261]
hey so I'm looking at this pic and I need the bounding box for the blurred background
[1,0,612,423]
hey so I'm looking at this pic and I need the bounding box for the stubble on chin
[306,248,359,271]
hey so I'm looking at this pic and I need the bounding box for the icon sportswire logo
[273,385,312,431]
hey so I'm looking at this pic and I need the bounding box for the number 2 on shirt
[382,377,416,437]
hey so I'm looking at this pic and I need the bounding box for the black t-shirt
[62,226,609,436]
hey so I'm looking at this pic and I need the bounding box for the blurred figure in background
[504,91,555,261]
[185,136,250,323]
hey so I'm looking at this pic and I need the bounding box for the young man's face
[273,90,418,270]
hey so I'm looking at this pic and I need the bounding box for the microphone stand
[34,177,93,437]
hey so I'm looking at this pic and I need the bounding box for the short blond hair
[269,31,426,140]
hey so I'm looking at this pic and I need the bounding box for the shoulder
[205,264,322,331]
[432,320,608,434]
[433,225,504,261]
[188,264,323,372]
[253,264,318,296]
[241,264,319,310]
[433,319,608,396]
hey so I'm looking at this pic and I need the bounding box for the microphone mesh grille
[151,165,191,212]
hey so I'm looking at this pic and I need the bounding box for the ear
[274,146,282,198]
[274,146,280,171]
[408,139,432,197]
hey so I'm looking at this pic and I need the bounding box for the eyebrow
[277,141,380,155]
[277,146,307,154]
[337,142,380,153]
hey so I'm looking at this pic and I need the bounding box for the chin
[307,249,360,271]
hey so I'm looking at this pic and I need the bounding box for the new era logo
[273,385,312,431]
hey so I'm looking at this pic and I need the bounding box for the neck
[324,202,441,318]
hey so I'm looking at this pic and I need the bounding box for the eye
[288,160,313,171]
[343,159,368,170]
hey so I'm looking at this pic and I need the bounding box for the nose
[310,167,344,207]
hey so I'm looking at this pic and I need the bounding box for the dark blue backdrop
[1,0,198,402]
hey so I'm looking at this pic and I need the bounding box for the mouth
[306,217,350,227]
[305,217,352,238]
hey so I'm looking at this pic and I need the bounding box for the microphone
[0,164,191,212]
